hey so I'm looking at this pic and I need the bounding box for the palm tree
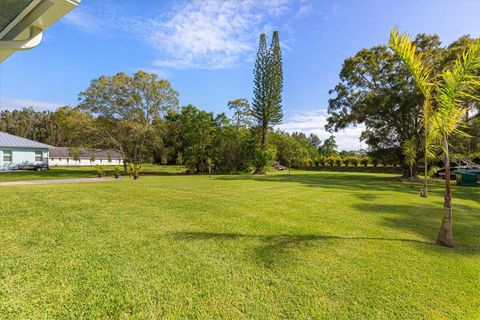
[390,29,480,247]
[389,29,437,197]
[402,138,417,186]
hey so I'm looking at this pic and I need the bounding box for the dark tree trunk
[403,164,417,179]
[123,160,128,174]
[254,125,268,174]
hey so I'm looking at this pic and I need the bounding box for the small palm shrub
[335,157,343,167]
[360,157,369,167]
[113,166,121,179]
[428,166,440,178]
[351,157,359,167]
[96,165,104,178]
[327,156,336,167]
[128,163,142,180]
[319,157,326,167]
[343,157,352,167]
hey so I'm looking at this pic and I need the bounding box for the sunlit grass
[0,170,478,318]
[0,164,185,182]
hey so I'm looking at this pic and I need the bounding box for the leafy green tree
[176,105,216,173]
[68,147,80,162]
[78,71,179,171]
[307,133,321,148]
[326,35,442,178]
[390,29,480,247]
[318,135,338,157]
[176,152,183,169]
[252,32,284,173]
[403,138,417,185]
[228,98,252,130]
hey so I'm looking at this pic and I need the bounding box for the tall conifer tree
[252,31,283,173]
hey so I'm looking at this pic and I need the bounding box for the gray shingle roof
[50,147,123,160]
[0,132,51,148]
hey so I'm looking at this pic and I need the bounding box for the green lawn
[0,165,183,182]
[0,170,479,318]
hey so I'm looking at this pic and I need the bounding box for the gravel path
[0,177,117,186]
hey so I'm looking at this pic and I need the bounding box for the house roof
[0,132,51,148]
[50,147,123,160]
[0,0,80,62]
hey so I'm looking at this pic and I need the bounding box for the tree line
[1,31,479,178]
[327,33,480,177]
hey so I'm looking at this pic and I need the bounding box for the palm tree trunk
[421,151,429,197]
[436,132,454,247]
[410,166,413,186]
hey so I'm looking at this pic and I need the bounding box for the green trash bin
[456,172,478,187]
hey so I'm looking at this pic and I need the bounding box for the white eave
[0,0,80,62]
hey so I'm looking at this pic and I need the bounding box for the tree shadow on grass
[169,231,436,269]
[353,202,480,253]
[214,172,420,194]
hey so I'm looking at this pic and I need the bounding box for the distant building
[49,147,123,166]
[0,132,50,171]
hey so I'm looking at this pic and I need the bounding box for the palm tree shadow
[169,231,436,269]
[214,172,418,194]
[353,202,480,253]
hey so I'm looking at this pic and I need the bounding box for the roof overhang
[0,0,80,62]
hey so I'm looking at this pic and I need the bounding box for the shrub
[327,156,336,167]
[318,156,326,167]
[360,157,369,167]
[96,165,104,178]
[371,158,379,167]
[113,166,121,179]
[343,157,352,167]
[428,166,440,178]
[335,157,343,167]
[351,157,359,167]
[471,152,480,164]
[128,163,142,180]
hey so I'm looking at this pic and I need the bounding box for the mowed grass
[0,165,183,182]
[0,170,479,319]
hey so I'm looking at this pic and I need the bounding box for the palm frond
[435,38,480,139]
[388,28,433,97]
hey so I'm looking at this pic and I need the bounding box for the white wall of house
[0,148,49,170]
[49,158,123,167]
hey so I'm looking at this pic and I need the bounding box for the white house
[0,132,50,171]
[49,147,123,166]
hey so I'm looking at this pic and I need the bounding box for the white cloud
[0,98,67,111]
[276,110,366,151]
[140,0,298,69]
[62,0,310,70]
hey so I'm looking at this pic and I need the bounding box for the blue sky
[1,0,480,149]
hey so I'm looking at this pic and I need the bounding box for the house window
[3,150,12,162]
[35,151,43,162]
